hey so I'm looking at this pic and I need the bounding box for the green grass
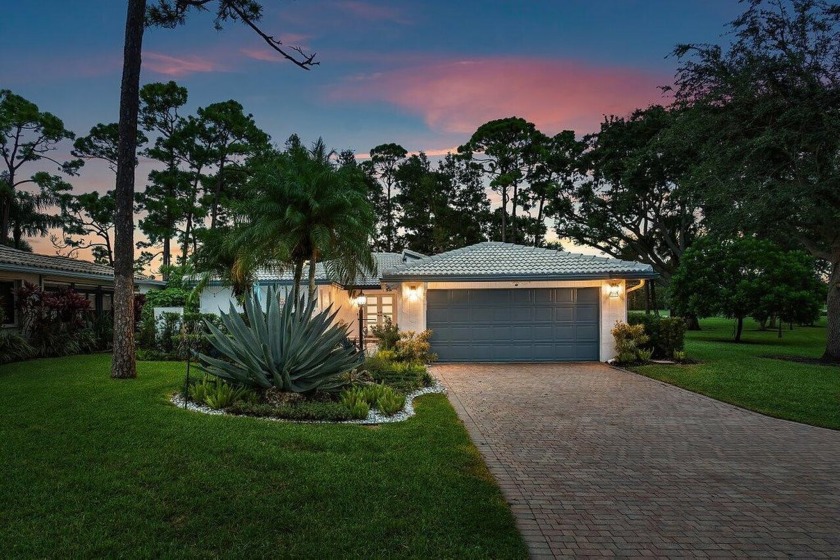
[631,316,840,430]
[0,355,526,559]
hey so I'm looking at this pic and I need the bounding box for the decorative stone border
[170,382,446,425]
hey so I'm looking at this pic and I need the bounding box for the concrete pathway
[434,363,840,559]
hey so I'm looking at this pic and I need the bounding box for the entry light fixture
[355,293,367,306]
[407,285,420,302]
[608,282,621,298]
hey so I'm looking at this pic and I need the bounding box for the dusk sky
[2,0,744,257]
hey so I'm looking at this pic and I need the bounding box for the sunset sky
[3,0,743,258]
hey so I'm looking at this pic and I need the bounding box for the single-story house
[199,242,656,362]
[0,244,165,328]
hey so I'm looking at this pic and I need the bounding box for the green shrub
[673,350,688,363]
[636,348,654,363]
[197,287,363,393]
[344,383,407,416]
[611,321,650,365]
[157,312,181,354]
[228,400,357,422]
[628,314,687,359]
[188,376,256,410]
[395,330,437,363]
[362,352,430,392]
[340,388,371,420]
[0,332,35,364]
[369,316,400,350]
[375,388,405,417]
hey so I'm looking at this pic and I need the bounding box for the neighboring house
[199,242,657,362]
[0,245,165,329]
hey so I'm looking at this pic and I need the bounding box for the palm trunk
[292,259,304,304]
[307,250,318,300]
[823,256,840,362]
[111,0,146,380]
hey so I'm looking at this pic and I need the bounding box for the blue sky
[2,0,745,257]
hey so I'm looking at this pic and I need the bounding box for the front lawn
[631,316,840,430]
[0,355,526,559]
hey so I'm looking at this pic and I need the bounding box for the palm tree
[235,141,376,302]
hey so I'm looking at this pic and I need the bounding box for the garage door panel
[554,307,574,322]
[427,288,600,362]
[577,288,600,304]
[576,305,599,322]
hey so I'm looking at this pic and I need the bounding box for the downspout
[625,279,646,294]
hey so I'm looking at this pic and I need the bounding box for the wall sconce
[607,282,621,298]
[406,285,420,302]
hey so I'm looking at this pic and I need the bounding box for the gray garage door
[426,288,600,362]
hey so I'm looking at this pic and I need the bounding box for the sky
[1,0,745,261]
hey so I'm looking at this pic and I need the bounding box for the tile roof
[381,242,657,281]
[255,252,417,288]
[0,245,163,284]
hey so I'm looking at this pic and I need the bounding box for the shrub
[369,316,400,350]
[628,315,687,359]
[0,332,35,364]
[362,351,430,392]
[395,330,437,363]
[188,375,256,410]
[228,400,357,422]
[611,321,650,364]
[340,388,371,420]
[375,388,406,416]
[15,282,92,357]
[673,350,688,363]
[197,286,363,393]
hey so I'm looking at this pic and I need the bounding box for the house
[199,242,656,362]
[0,245,165,328]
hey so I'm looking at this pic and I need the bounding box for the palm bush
[197,286,363,393]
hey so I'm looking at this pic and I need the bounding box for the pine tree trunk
[500,186,507,243]
[822,256,840,362]
[0,168,12,243]
[511,181,518,242]
[111,0,146,380]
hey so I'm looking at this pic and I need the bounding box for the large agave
[196,287,362,393]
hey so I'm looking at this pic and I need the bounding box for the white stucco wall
[392,279,628,362]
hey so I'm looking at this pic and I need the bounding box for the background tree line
[2,0,837,368]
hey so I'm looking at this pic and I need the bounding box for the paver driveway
[434,363,840,559]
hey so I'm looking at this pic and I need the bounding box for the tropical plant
[628,315,687,360]
[233,141,376,302]
[189,375,255,410]
[197,286,363,393]
[0,331,35,364]
[340,387,372,420]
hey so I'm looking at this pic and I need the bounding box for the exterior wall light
[608,282,621,298]
[355,293,367,307]
[407,285,420,302]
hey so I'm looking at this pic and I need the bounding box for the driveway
[434,363,840,559]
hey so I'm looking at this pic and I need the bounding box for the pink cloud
[329,57,670,136]
[334,1,410,24]
[143,52,225,77]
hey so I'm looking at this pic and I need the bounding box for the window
[365,294,394,328]
[0,281,15,325]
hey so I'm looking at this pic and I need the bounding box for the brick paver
[434,363,840,559]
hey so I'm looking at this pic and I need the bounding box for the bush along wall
[628,314,687,360]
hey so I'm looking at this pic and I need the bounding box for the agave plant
[197,287,362,393]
